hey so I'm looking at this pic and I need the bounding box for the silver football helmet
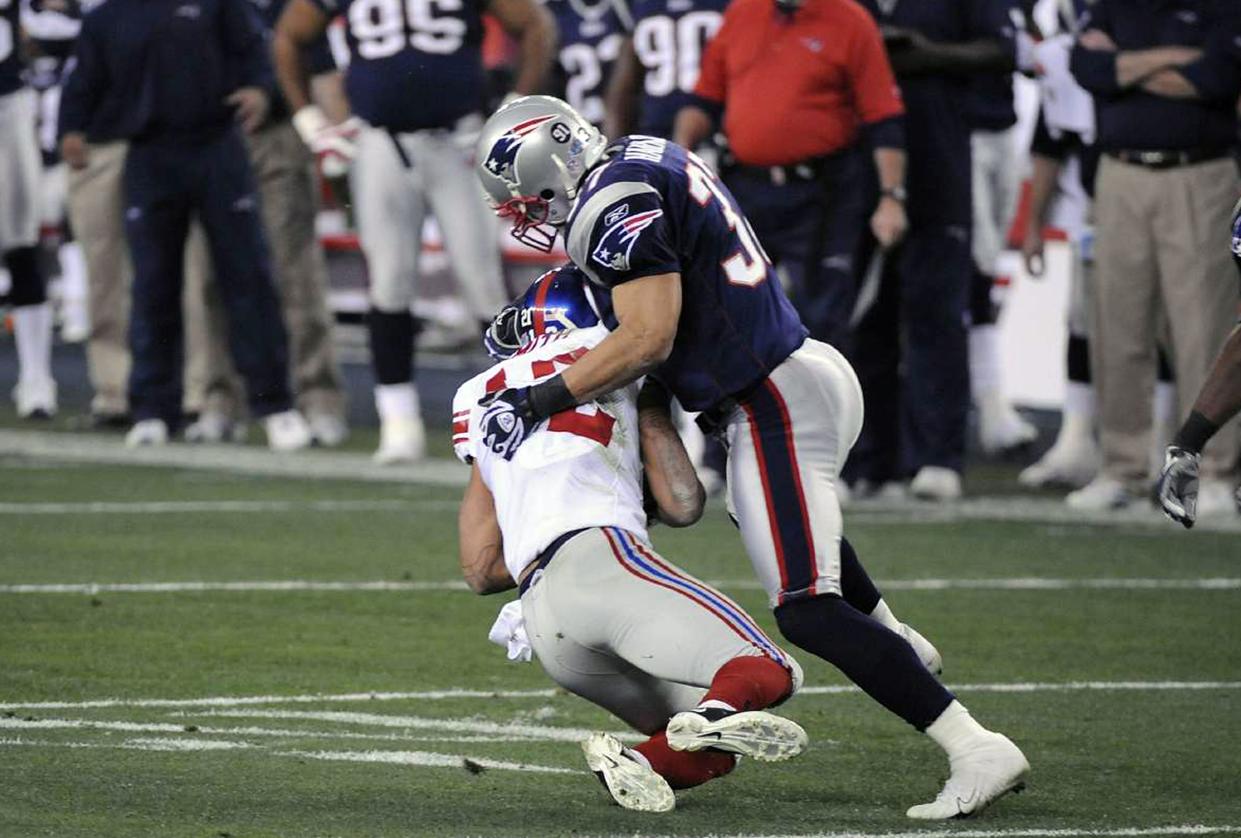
[476,95,608,252]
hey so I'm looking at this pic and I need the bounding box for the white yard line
[696,828,1241,838]
[0,499,457,515]
[2,577,1237,595]
[4,680,1238,712]
[0,737,573,774]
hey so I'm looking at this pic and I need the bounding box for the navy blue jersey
[312,0,486,131]
[547,0,626,128]
[565,135,807,411]
[627,0,727,139]
[0,0,25,95]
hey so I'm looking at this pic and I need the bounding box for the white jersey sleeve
[452,325,649,583]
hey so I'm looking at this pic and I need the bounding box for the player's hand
[1077,29,1116,51]
[483,304,524,360]
[226,87,269,134]
[1022,224,1045,277]
[1157,445,1201,529]
[478,388,540,461]
[61,132,89,170]
[871,196,907,250]
[292,105,361,178]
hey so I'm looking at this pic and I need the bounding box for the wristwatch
[880,185,907,204]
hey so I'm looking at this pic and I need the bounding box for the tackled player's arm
[458,464,516,595]
[638,381,705,528]
[488,0,557,96]
[272,0,330,113]
[561,272,681,404]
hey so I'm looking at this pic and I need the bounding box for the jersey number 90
[349,0,467,58]
[633,11,721,97]
[0,0,13,63]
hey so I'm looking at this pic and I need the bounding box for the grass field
[2,445,1240,838]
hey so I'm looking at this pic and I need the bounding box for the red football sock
[700,656,793,712]
[634,731,737,790]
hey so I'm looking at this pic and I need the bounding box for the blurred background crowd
[0,0,1238,514]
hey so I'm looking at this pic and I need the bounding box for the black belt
[518,528,588,596]
[724,154,840,186]
[1108,148,1230,170]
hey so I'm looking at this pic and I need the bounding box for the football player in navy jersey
[546,0,629,129]
[273,0,555,464]
[602,0,726,140]
[0,0,58,419]
[474,95,1030,820]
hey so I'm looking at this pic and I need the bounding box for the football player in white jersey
[454,265,809,812]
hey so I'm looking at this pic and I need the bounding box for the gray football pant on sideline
[521,528,797,736]
[0,88,41,252]
[183,119,345,419]
[351,118,508,320]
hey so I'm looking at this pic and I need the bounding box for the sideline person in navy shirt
[59,0,309,450]
[1065,0,1241,515]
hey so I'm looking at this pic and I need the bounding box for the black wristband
[1172,410,1219,455]
[527,375,577,419]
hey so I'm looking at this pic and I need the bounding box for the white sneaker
[907,732,1029,820]
[1018,434,1101,489]
[852,480,909,502]
[125,418,169,448]
[13,378,57,419]
[1197,479,1239,518]
[184,411,246,444]
[978,395,1038,455]
[581,732,675,813]
[60,301,90,344]
[910,467,962,502]
[264,410,312,452]
[899,623,943,675]
[307,412,348,448]
[665,708,808,762]
[1065,475,1133,511]
[374,416,426,464]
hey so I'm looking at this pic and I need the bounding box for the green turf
[1,456,1240,836]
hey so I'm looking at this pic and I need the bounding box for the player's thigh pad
[351,126,424,312]
[522,528,793,693]
[725,339,864,606]
[0,89,42,251]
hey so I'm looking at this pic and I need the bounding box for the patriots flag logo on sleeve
[483,115,558,186]
[592,208,664,272]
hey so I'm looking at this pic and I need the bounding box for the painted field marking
[711,828,1241,838]
[3,680,1239,712]
[0,737,573,774]
[2,578,1237,595]
[0,499,457,515]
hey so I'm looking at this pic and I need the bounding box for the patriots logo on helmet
[483,115,557,186]
[592,208,664,273]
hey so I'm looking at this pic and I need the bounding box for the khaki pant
[184,119,344,418]
[1093,155,1241,483]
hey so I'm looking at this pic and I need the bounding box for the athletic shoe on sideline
[665,708,808,762]
[910,467,962,502]
[125,418,169,448]
[1065,475,1133,511]
[581,732,675,813]
[13,378,57,419]
[264,410,312,452]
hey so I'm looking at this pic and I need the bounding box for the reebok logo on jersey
[604,204,630,227]
[592,208,663,273]
[483,115,557,186]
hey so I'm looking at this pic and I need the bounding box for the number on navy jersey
[632,9,720,96]
[560,34,622,125]
[684,150,768,286]
[347,0,467,58]
[0,0,15,64]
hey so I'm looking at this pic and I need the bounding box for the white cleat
[1065,475,1133,511]
[373,416,426,464]
[264,410,312,452]
[13,378,57,419]
[907,732,1029,820]
[581,732,675,813]
[898,623,943,675]
[307,412,348,448]
[1196,479,1239,519]
[910,467,962,502]
[665,709,808,762]
[978,400,1038,455]
[184,410,246,444]
[1018,436,1101,489]
[125,418,169,448]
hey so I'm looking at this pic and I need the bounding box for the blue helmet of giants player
[476,96,608,251]
[482,265,604,359]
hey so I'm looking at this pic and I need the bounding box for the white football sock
[58,242,88,304]
[13,303,54,386]
[1063,381,1095,421]
[1152,380,1177,437]
[925,700,990,759]
[374,382,421,423]
[869,598,903,632]
[969,324,1002,399]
